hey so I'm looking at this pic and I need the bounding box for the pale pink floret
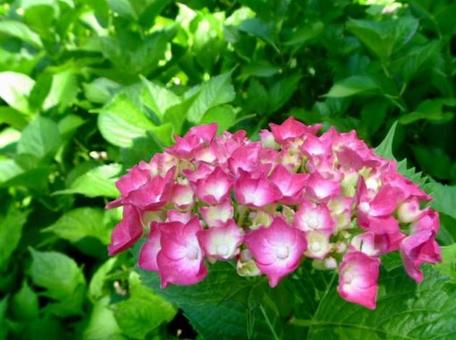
[234,171,282,208]
[397,198,423,224]
[183,163,214,183]
[337,251,380,309]
[185,123,218,144]
[197,220,244,260]
[269,117,321,143]
[400,229,441,283]
[301,134,331,157]
[244,217,307,287]
[171,183,194,209]
[294,201,335,235]
[259,129,279,149]
[195,167,233,204]
[157,217,207,287]
[200,201,234,227]
[167,135,204,158]
[269,164,308,204]
[138,224,161,271]
[166,210,192,224]
[305,172,341,201]
[148,152,177,177]
[108,205,143,256]
[228,143,262,176]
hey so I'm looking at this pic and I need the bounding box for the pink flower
[294,201,335,235]
[108,205,143,256]
[200,201,234,227]
[244,217,307,287]
[123,168,175,210]
[337,251,380,309]
[400,229,441,283]
[171,183,194,209]
[234,171,282,208]
[138,224,161,272]
[301,134,331,157]
[397,198,423,223]
[197,220,244,260]
[166,210,192,224]
[194,167,233,204]
[166,124,218,158]
[157,217,208,287]
[269,117,321,143]
[411,209,439,233]
[305,172,340,201]
[269,164,308,204]
[185,123,218,144]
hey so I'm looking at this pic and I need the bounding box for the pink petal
[400,230,441,283]
[269,164,308,203]
[138,225,161,271]
[197,220,244,260]
[195,167,233,204]
[294,201,335,235]
[234,171,282,208]
[244,217,307,287]
[337,251,380,309]
[200,201,234,227]
[108,205,143,256]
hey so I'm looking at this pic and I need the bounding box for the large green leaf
[112,272,175,339]
[11,281,39,321]
[54,163,121,198]
[294,268,456,339]
[0,207,29,272]
[0,20,43,48]
[186,72,236,123]
[43,208,111,244]
[325,76,380,98]
[17,116,61,159]
[140,262,272,339]
[0,72,35,114]
[29,248,86,317]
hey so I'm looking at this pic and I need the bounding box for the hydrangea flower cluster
[107,118,441,309]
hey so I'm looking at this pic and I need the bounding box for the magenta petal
[138,226,161,271]
[400,230,441,283]
[244,217,307,287]
[234,171,282,208]
[157,217,208,287]
[108,205,143,256]
[337,251,380,309]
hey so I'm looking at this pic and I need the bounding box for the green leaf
[29,248,86,317]
[140,76,181,119]
[98,92,157,147]
[43,208,110,244]
[140,262,271,339]
[83,297,122,340]
[301,267,456,339]
[17,116,61,159]
[113,272,175,339]
[186,72,236,123]
[325,76,379,98]
[400,99,456,125]
[0,20,43,48]
[0,72,35,114]
[0,207,29,271]
[375,121,398,160]
[269,73,302,112]
[54,163,121,198]
[201,105,237,133]
[412,146,451,180]
[435,244,456,283]
[42,68,79,112]
[12,281,39,321]
[89,258,117,302]
[83,78,120,105]
[108,0,137,19]
[425,180,456,220]
[0,296,8,340]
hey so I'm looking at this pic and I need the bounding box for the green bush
[0,0,455,339]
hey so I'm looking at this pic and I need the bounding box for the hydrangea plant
[107,117,441,309]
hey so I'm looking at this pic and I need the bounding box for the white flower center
[275,246,289,260]
[310,241,322,252]
[216,244,229,257]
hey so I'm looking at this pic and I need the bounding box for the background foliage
[1,0,456,339]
